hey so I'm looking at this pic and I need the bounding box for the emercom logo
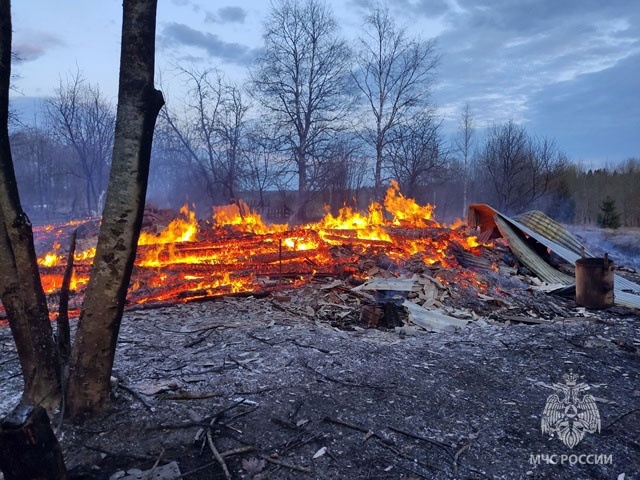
[540,372,601,449]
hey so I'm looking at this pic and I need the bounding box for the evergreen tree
[597,195,621,229]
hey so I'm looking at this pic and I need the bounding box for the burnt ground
[2,225,640,480]
[1,286,639,480]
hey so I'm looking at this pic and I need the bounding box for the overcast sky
[9,0,640,168]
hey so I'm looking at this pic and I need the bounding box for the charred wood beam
[0,404,66,480]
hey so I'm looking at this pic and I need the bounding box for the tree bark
[375,128,383,192]
[0,0,61,408]
[65,0,164,419]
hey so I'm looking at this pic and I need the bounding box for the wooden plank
[500,315,552,325]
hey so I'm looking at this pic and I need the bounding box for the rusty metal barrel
[575,254,614,309]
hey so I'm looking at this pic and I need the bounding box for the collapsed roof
[467,204,640,310]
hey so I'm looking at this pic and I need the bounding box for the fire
[25,182,489,315]
[37,242,62,267]
[465,236,480,249]
[39,252,61,267]
[282,235,319,251]
[212,200,287,235]
[139,204,198,245]
[74,247,96,262]
[312,203,392,243]
[384,180,436,227]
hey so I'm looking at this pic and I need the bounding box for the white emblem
[541,372,601,449]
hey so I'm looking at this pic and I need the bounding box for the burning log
[12,185,503,318]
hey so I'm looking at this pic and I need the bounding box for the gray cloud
[161,22,257,65]
[349,0,449,16]
[347,0,376,12]
[205,6,247,24]
[353,0,640,164]
[397,0,451,17]
[431,1,640,125]
[527,52,640,162]
[13,31,64,63]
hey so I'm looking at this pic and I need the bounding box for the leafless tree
[250,0,351,222]
[244,121,292,209]
[0,0,61,407]
[477,121,527,212]
[217,82,250,199]
[385,111,447,198]
[161,67,249,203]
[476,120,566,213]
[147,119,196,208]
[455,103,474,217]
[530,136,568,206]
[66,0,164,419]
[10,126,64,218]
[317,133,368,211]
[353,4,438,191]
[47,72,115,215]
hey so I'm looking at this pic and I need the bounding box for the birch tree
[1,0,164,421]
[353,5,438,191]
[250,0,351,222]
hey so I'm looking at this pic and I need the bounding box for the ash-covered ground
[1,288,638,480]
[2,224,639,479]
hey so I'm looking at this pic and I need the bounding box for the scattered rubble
[2,292,638,479]
[468,205,640,310]
[1,198,639,479]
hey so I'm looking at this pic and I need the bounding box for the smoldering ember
[1,184,639,479]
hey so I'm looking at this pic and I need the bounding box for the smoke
[569,226,640,271]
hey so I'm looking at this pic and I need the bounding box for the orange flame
[384,180,437,227]
[139,204,198,245]
[312,202,391,243]
[29,182,490,311]
[212,200,287,235]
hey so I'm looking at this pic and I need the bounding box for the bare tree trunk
[457,104,474,219]
[290,148,308,224]
[0,0,61,408]
[375,128,383,192]
[66,0,164,419]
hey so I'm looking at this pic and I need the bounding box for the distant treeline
[7,0,638,230]
[11,107,638,229]
[8,93,638,227]
[561,159,640,227]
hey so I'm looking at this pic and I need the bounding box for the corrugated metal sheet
[469,204,640,310]
[516,210,591,257]
[494,217,574,286]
